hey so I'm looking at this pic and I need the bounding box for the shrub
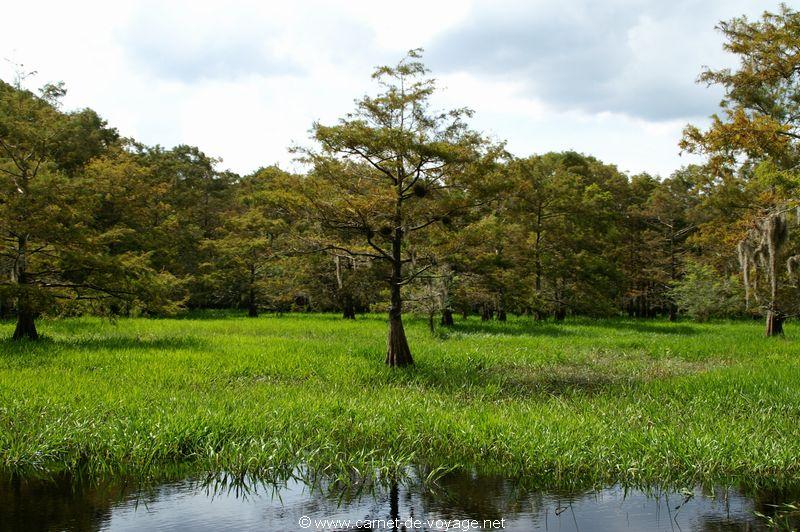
[670,262,745,321]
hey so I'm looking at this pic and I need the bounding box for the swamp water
[1,471,798,531]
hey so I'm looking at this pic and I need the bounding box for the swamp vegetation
[0,313,798,492]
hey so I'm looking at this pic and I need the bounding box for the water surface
[2,471,798,531]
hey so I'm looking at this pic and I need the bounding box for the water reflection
[1,471,798,531]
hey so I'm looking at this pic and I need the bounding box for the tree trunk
[13,307,38,341]
[247,265,258,317]
[247,287,258,317]
[668,226,677,322]
[554,281,566,321]
[12,235,38,340]
[386,231,412,367]
[336,256,356,319]
[342,294,356,319]
[441,309,454,326]
[497,289,506,321]
[765,310,784,337]
[668,304,677,322]
[534,211,543,293]
[765,219,783,337]
[0,296,10,320]
[428,312,435,334]
[386,308,413,366]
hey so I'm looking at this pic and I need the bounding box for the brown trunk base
[247,287,258,317]
[441,309,454,327]
[765,311,784,337]
[13,311,38,341]
[386,316,413,367]
[341,294,356,319]
[0,297,11,320]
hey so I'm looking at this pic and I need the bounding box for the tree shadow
[442,320,573,338]
[383,345,715,400]
[175,311,387,322]
[382,359,638,400]
[499,371,634,397]
[0,335,206,359]
[65,336,206,351]
[578,320,700,336]
[172,310,252,321]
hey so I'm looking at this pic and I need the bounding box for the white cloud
[429,0,766,121]
[0,0,771,177]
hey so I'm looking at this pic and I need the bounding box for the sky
[0,0,776,177]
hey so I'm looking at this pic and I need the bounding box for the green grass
[0,312,799,490]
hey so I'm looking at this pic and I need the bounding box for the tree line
[1,6,799,364]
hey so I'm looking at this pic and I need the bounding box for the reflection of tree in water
[408,473,800,532]
[0,469,197,532]
[418,471,522,522]
[0,473,121,532]
[696,518,757,532]
[6,469,800,531]
[657,484,800,532]
[415,469,594,527]
[734,484,800,531]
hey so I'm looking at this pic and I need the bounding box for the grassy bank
[0,313,798,489]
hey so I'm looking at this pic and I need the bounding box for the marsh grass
[0,313,798,491]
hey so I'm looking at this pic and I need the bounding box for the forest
[2,7,799,368]
[1,7,800,525]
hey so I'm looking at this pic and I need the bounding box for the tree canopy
[1,6,798,355]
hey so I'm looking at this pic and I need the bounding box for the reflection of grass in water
[6,468,798,532]
[755,502,800,530]
[0,313,799,491]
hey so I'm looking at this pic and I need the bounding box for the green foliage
[681,4,800,171]
[201,166,305,314]
[670,262,745,322]
[300,50,501,364]
[682,4,800,330]
[0,77,183,332]
[498,152,631,319]
[5,22,799,339]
